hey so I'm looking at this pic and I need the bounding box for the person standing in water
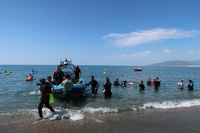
[38,78,55,120]
[72,65,81,82]
[57,68,64,84]
[139,81,145,90]
[121,79,127,86]
[178,80,184,89]
[103,77,112,98]
[154,79,159,90]
[61,74,73,106]
[113,78,120,85]
[147,78,152,85]
[156,77,161,86]
[184,80,194,91]
[85,76,99,96]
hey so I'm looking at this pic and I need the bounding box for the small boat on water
[134,67,143,71]
[3,73,10,75]
[53,59,87,94]
[26,78,33,81]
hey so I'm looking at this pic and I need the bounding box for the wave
[2,99,200,121]
[136,99,200,110]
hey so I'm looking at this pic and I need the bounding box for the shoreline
[1,106,200,133]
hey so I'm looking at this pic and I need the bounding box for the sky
[0,0,200,65]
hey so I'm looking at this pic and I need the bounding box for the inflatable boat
[134,68,143,71]
[3,73,10,75]
[53,59,87,94]
[53,78,87,93]
[26,78,33,81]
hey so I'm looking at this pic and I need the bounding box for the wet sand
[1,106,200,133]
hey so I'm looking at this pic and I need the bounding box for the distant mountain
[149,60,200,67]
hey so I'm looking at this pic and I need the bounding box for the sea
[0,65,200,121]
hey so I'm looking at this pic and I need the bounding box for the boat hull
[53,78,87,94]
[134,69,143,71]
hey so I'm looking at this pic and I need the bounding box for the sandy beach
[1,106,200,133]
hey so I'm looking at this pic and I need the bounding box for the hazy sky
[0,0,200,65]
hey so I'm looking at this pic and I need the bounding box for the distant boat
[134,67,143,71]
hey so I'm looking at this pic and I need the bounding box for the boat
[134,67,143,71]
[26,78,33,81]
[53,59,87,94]
[3,73,10,75]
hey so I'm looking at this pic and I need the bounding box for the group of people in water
[113,77,194,91]
[36,64,195,120]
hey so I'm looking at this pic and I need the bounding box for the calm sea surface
[0,65,200,120]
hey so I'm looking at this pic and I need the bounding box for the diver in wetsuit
[57,68,64,84]
[139,81,145,90]
[72,65,81,82]
[85,76,99,96]
[184,80,194,91]
[38,78,55,120]
[103,77,112,98]
[147,78,152,85]
[156,77,161,86]
[113,78,120,85]
[154,79,159,90]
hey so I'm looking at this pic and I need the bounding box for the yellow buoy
[104,72,106,74]
[104,69,106,71]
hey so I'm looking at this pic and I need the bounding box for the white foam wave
[81,107,118,114]
[24,106,118,121]
[29,91,40,95]
[138,99,200,109]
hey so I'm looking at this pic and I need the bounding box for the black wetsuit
[147,81,152,85]
[188,82,194,91]
[73,68,81,79]
[154,81,159,90]
[86,80,99,95]
[157,80,161,86]
[38,82,55,118]
[113,81,120,85]
[139,84,145,90]
[103,81,112,98]
[57,70,64,84]
[53,72,58,81]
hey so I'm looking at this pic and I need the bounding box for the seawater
[0,65,200,120]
